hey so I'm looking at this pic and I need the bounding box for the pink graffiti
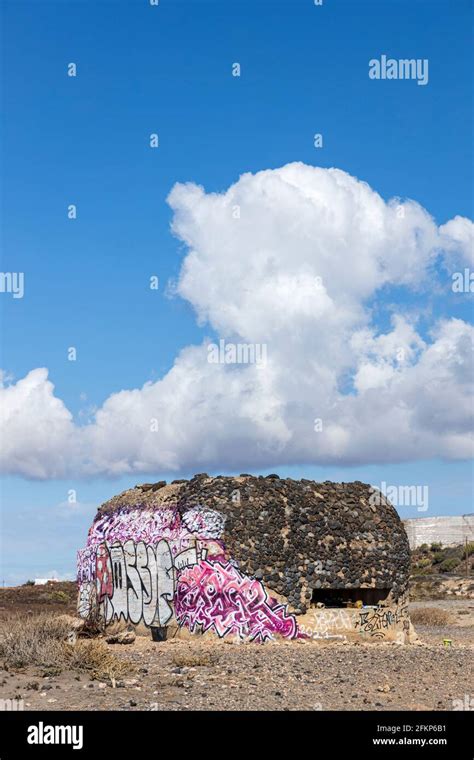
[85,507,226,559]
[87,508,186,548]
[96,543,113,601]
[175,560,298,642]
[78,505,300,642]
[77,546,96,583]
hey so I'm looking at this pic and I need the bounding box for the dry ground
[0,633,472,712]
[0,585,472,711]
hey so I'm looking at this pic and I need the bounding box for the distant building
[34,578,59,586]
[403,515,474,550]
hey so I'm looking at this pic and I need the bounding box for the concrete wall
[403,515,474,549]
[298,603,415,643]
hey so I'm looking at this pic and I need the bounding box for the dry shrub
[410,607,452,627]
[80,607,106,638]
[63,639,132,681]
[0,613,133,680]
[0,613,70,671]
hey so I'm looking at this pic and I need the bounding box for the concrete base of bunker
[150,626,168,642]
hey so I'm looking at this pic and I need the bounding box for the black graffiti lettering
[355,606,409,638]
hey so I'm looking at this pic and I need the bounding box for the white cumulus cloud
[1,163,472,478]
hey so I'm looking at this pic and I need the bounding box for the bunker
[77,474,414,642]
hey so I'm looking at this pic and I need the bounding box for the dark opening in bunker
[310,587,391,607]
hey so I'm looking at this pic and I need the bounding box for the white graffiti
[78,581,96,618]
[182,507,226,540]
[303,608,353,636]
[96,539,206,626]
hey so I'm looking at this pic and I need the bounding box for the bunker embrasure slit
[310,587,391,608]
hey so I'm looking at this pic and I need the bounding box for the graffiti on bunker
[77,504,299,641]
[355,606,410,639]
[175,559,298,641]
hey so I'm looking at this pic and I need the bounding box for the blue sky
[1,0,473,585]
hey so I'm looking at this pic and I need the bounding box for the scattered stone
[106,630,136,645]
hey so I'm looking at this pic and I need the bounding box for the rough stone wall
[175,474,410,613]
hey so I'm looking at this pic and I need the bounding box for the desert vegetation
[0,613,132,682]
[409,607,452,627]
[411,542,473,576]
